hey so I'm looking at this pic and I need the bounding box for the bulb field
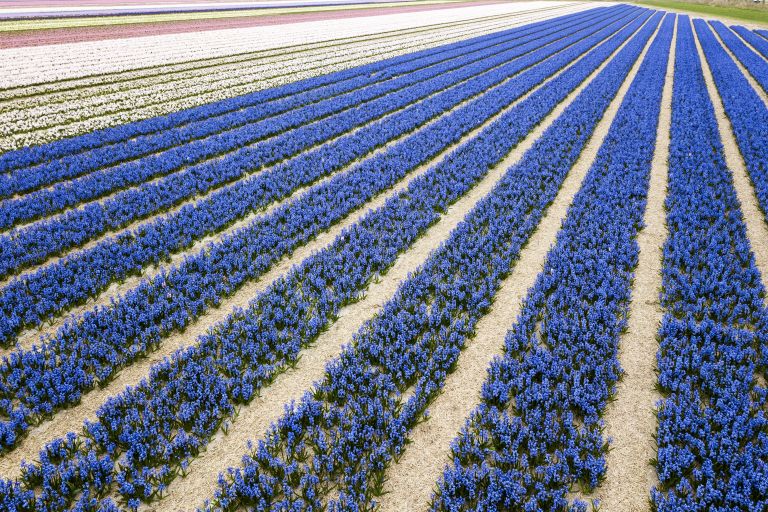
[1,1,768,510]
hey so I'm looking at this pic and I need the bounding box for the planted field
[1,1,768,511]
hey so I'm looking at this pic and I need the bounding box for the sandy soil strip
[0,28,578,476]
[374,12,663,512]
[593,15,675,512]
[692,17,768,300]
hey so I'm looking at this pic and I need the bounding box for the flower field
[1,1,768,510]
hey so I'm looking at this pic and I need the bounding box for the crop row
[0,8,591,175]
[651,16,768,510]
[431,13,672,510]
[0,10,655,510]
[0,8,643,457]
[697,21,768,258]
[0,6,609,230]
[710,21,768,94]
[731,25,768,60]
[0,7,633,350]
[206,11,663,511]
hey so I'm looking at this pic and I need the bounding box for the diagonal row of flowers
[0,6,612,225]
[709,21,768,95]
[0,7,636,346]
[0,6,625,282]
[651,16,768,510]
[431,13,673,511]
[0,6,642,447]
[698,20,768,268]
[0,9,658,512]
[730,25,768,60]
[206,12,666,512]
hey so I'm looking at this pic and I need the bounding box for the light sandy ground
[0,1,583,87]
[0,16,585,477]
[377,12,662,512]
[595,14,674,512]
[693,16,768,302]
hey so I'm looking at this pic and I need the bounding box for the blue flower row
[0,9,640,458]
[1,15,595,233]
[203,12,663,511]
[731,25,768,60]
[652,16,768,510]
[431,13,672,511]
[0,7,624,284]
[696,20,768,247]
[0,11,605,201]
[709,21,768,94]
[0,10,654,511]
[0,9,632,346]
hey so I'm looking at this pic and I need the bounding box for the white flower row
[0,2,576,87]
[0,5,589,151]
[0,15,519,130]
